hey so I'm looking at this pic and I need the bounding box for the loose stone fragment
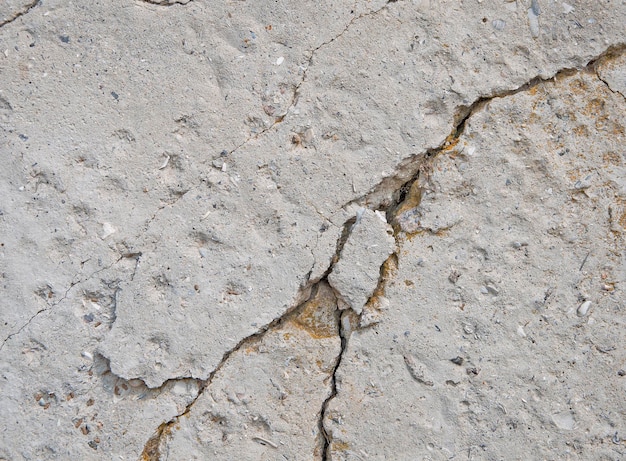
[328,209,396,315]
[577,300,592,317]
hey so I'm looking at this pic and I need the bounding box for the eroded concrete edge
[140,216,355,459]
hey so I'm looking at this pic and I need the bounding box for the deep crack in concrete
[137,43,626,460]
[314,43,626,457]
[140,0,192,6]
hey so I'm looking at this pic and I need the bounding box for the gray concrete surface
[0,0,624,460]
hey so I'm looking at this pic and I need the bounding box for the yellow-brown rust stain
[395,180,422,217]
[365,254,398,310]
[331,441,350,451]
[603,151,623,166]
[290,282,338,339]
[141,422,171,461]
[573,124,589,137]
[569,77,589,95]
[618,199,626,230]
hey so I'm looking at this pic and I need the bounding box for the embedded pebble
[492,19,506,30]
[577,300,592,317]
[403,354,434,387]
[528,6,540,38]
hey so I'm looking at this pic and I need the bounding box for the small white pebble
[276,56,284,65]
[374,210,388,223]
[81,351,93,361]
[577,300,592,317]
[101,222,117,240]
[492,19,506,30]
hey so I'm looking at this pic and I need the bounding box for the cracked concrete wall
[1,0,625,460]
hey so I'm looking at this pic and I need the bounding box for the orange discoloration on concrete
[290,283,338,339]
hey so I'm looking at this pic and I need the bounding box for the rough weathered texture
[158,282,341,460]
[329,209,396,314]
[0,0,625,459]
[324,69,626,460]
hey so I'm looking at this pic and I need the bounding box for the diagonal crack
[140,42,626,460]
[224,1,395,158]
[352,43,626,218]
[140,214,358,460]
[0,0,40,28]
[314,42,626,456]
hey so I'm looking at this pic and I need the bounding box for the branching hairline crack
[0,255,127,353]
[224,1,393,159]
[0,0,41,28]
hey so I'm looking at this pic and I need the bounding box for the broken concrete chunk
[328,209,396,314]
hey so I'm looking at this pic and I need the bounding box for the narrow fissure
[224,2,393,159]
[0,255,126,353]
[591,44,626,103]
[140,281,322,459]
[319,310,347,461]
[140,0,192,6]
[0,0,40,28]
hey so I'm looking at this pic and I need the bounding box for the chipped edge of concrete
[139,280,346,460]
[139,215,358,458]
